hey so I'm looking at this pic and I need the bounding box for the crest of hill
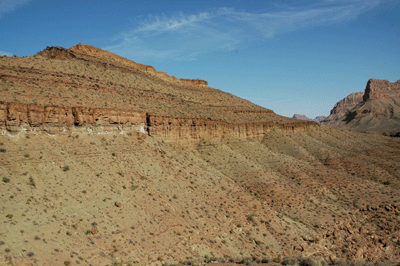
[322,78,400,136]
[39,44,208,87]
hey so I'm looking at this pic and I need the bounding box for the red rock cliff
[147,114,315,142]
[0,102,146,134]
[363,78,400,101]
[0,102,315,141]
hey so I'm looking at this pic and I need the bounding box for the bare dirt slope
[1,45,400,266]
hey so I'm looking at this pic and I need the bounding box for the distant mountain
[322,78,400,136]
[292,114,327,123]
[314,116,327,123]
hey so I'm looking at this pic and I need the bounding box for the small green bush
[2,177,10,183]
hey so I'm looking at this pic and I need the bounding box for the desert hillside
[1,45,400,266]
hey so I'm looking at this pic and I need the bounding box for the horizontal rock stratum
[0,101,315,142]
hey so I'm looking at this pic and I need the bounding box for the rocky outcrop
[0,102,146,134]
[147,114,315,142]
[0,102,315,141]
[322,79,400,135]
[363,78,400,101]
[322,91,364,125]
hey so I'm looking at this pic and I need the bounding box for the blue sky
[1,0,399,118]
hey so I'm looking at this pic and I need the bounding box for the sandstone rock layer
[0,101,315,142]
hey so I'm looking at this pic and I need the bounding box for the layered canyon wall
[0,102,146,134]
[363,78,400,101]
[0,102,315,141]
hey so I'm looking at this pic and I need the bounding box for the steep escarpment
[322,79,400,136]
[0,101,315,142]
[0,102,146,134]
[322,91,364,125]
[363,78,400,101]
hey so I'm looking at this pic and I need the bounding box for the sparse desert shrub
[383,180,391,186]
[5,214,13,219]
[282,256,299,265]
[299,257,321,266]
[29,177,36,187]
[2,177,10,183]
[260,257,272,263]
[63,165,70,171]
[273,256,282,263]
[64,261,71,266]
[0,148,6,152]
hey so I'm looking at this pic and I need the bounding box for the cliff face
[0,102,146,134]
[363,78,400,101]
[322,79,400,135]
[330,91,364,115]
[0,102,315,141]
[147,114,314,142]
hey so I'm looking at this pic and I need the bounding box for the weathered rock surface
[322,91,364,125]
[148,114,314,142]
[0,101,315,142]
[0,102,146,134]
[322,79,400,136]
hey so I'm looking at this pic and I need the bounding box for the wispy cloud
[0,50,12,56]
[106,0,381,61]
[0,0,31,18]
